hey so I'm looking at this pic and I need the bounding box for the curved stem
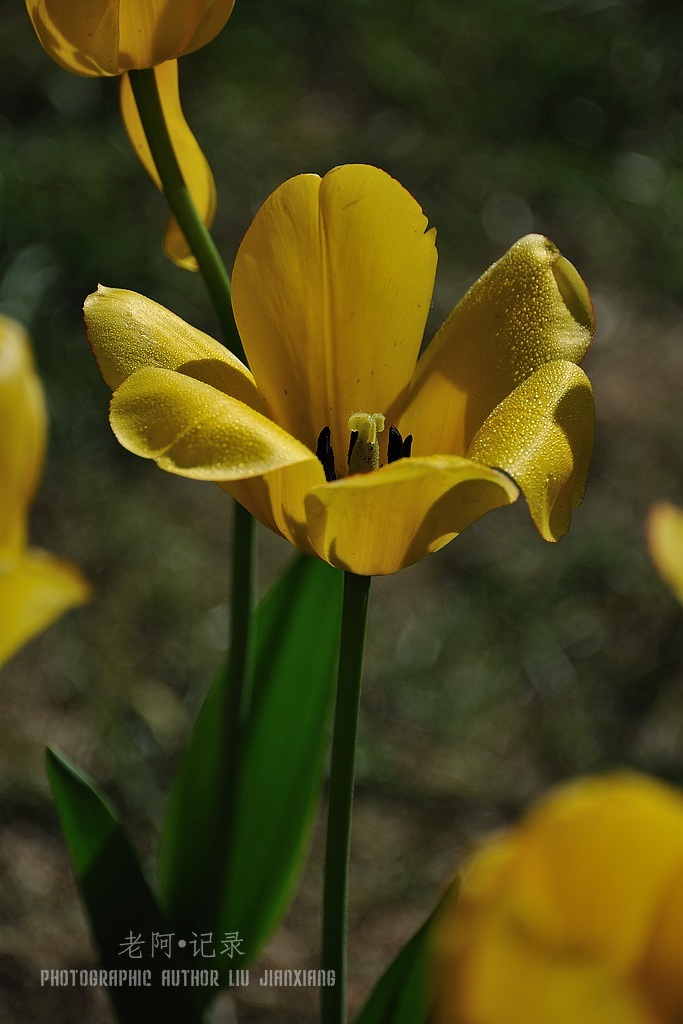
[127,67,256,812]
[127,67,244,361]
[322,571,371,1024]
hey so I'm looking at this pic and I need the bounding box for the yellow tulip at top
[432,773,683,1024]
[25,0,236,77]
[85,164,595,576]
[0,316,89,667]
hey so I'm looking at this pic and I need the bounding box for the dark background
[2,0,683,1020]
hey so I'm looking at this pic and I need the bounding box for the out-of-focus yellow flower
[647,502,683,604]
[0,315,89,667]
[432,774,683,1024]
[84,164,595,576]
[25,0,235,77]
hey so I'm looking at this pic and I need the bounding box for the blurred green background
[2,0,683,1021]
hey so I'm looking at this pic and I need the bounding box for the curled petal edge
[84,286,261,412]
[467,360,594,543]
[109,366,319,481]
[304,455,519,576]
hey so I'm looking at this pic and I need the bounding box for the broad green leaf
[159,554,342,977]
[354,881,459,1024]
[46,748,203,1024]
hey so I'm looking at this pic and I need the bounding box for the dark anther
[347,430,358,467]
[387,425,402,463]
[388,425,413,463]
[316,426,337,482]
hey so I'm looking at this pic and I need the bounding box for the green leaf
[159,554,343,975]
[354,881,458,1024]
[46,747,203,1024]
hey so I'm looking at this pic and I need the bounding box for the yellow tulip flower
[647,502,683,604]
[432,774,683,1024]
[85,164,595,576]
[0,315,89,667]
[25,0,236,77]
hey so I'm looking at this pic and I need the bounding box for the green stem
[127,67,256,889]
[127,68,244,360]
[322,572,371,1024]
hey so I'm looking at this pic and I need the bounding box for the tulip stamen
[319,416,412,481]
[316,426,337,482]
[347,412,385,474]
[387,424,413,463]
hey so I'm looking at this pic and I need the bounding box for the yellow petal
[647,502,683,604]
[25,0,119,76]
[0,546,90,668]
[636,859,683,1021]
[441,918,653,1024]
[226,459,327,559]
[110,366,320,481]
[120,61,217,270]
[26,0,235,76]
[303,455,518,576]
[177,0,237,58]
[0,315,47,548]
[402,234,595,457]
[118,0,235,69]
[84,286,261,410]
[231,164,437,469]
[514,776,683,978]
[467,360,594,542]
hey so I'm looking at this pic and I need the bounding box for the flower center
[315,414,413,482]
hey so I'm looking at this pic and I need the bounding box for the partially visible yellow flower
[647,502,683,604]
[25,0,235,77]
[85,164,595,576]
[0,315,89,667]
[120,60,216,270]
[432,774,683,1024]
[25,0,230,269]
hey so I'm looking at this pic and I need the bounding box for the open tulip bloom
[85,164,595,577]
